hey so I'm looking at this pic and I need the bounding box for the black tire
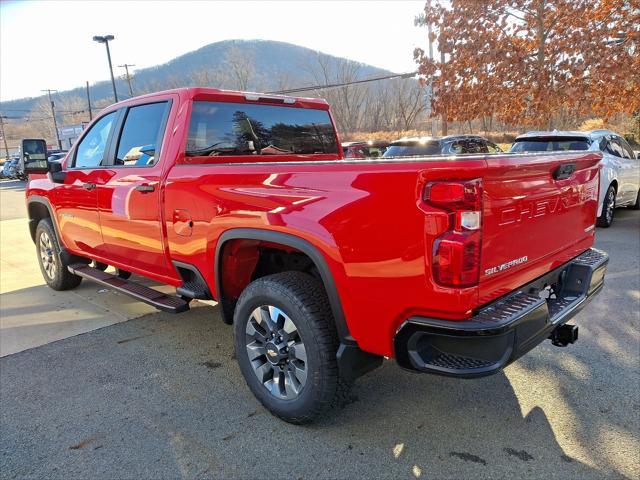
[93,261,108,271]
[35,218,82,290]
[233,271,351,424]
[597,185,616,228]
[115,268,131,280]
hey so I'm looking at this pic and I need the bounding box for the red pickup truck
[23,88,608,424]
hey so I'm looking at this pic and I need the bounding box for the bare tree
[224,43,255,91]
[389,79,426,131]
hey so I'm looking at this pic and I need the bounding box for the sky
[0,0,427,102]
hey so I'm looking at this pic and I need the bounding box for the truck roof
[515,130,615,140]
[391,134,492,145]
[110,87,330,110]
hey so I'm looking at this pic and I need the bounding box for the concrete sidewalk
[0,181,206,357]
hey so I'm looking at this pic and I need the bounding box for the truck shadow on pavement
[0,303,628,480]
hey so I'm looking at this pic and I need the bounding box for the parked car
[342,141,389,158]
[383,135,502,157]
[24,88,607,424]
[2,158,20,179]
[510,130,640,227]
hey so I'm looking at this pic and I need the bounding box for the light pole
[93,35,118,102]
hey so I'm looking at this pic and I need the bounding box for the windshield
[383,142,441,157]
[186,101,338,156]
[510,137,591,153]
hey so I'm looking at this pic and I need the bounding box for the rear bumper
[394,248,608,378]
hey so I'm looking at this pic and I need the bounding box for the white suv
[510,130,640,227]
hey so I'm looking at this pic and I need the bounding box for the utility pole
[118,63,136,97]
[0,116,10,159]
[85,81,93,121]
[427,0,435,136]
[440,48,448,137]
[42,89,62,150]
[93,35,118,102]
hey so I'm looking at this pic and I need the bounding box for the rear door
[56,111,118,257]
[478,152,601,305]
[97,100,172,276]
[613,136,640,203]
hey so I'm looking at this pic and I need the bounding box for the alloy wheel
[605,189,615,224]
[39,231,57,280]
[245,305,308,400]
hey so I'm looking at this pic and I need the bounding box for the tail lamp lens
[425,179,482,288]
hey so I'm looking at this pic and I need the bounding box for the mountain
[0,40,394,116]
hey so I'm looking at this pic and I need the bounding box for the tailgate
[479,152,601,305]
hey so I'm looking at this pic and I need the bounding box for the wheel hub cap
[245,305,307,400]
[39,232,56,279]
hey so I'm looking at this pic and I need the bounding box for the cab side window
[617,137,635,160]
[73,112,117,168]
[115,102,168,167]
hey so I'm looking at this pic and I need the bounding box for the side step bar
[68,263,190,314]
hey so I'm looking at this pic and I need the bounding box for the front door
[96,101,172,277]
[615,136,640,204]
[56,111,118,257]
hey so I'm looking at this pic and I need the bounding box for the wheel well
[215,231,382,380]
[610,180,618,192]
[27,201,51,242]
[219,239,320,303]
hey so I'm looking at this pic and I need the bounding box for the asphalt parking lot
[0,179,638,479]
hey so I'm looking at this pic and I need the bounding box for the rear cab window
[185,101,339,160]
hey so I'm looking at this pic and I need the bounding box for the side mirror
[22,139,49,174]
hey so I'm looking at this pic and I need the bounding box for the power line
[268,71,418,95]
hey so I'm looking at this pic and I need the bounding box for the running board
[68,263,190,313]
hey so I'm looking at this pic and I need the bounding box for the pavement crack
[117,334,153,344]
[200,361,222,369]
[503,447,534,461]
[449,451,487,466]
[69,436,97,450]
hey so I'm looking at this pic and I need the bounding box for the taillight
[424,179,482,287]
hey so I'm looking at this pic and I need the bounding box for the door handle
[82,182,96,191]
[135,184,155,193]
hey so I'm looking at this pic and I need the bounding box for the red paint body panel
[26,87,601,358]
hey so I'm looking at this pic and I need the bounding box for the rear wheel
[35,218,82,290]
[597,185,616,228]
[233,271,351,424]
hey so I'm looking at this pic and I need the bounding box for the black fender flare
[215,228,353,343]
[214,228,382,381]
[27,195,88,266]
[26,195,60,243]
